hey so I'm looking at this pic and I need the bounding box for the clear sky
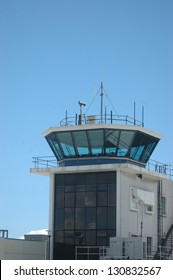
[0,0,173,238]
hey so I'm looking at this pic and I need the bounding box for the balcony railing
[32,156,173,180]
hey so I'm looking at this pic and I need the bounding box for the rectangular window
[147,236,152,255]
[86,208,96,229]
[161,196,166,215]
[146,205,153,214]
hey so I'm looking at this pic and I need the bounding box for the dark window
[76,192,85,207]
[97,207,107,229]
[65,193,75,207]
[85,192,96,206]
[65,208,74,230]
[86,208,96,229]
[56,186,64,207]
[75,208,85,229]
[55,208,64,230]
[97,191,107,206]
[54,172,116,260]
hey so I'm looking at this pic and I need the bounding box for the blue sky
[0,0,173,238]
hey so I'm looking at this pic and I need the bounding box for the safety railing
[60,113,144,127]
[32,156,173,180]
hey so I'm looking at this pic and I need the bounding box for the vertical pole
[134,102,136,125]
[100,82,104,123]
[142,106,144,127]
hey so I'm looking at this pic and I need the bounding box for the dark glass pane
[55,174,64,186]
[85,192,96,206]
[86,230,96,245]
[76,173,87,185]
[86,208,96,229]
[65,208,74,230]
[75,231,85,245]
[64,238,74,244]
[75,208,85,229]
[86,173,96,185]
[108,185,116,206]
[97,192,108,206]
[65,174,75,186]
[76,192,85,207]
[97,207,107,229]
[56,186,64,207]
[107,172,116,184]
[97,184,107,191]
[105,129,119,155]
[57,132,75,157]
[97,172,109,184]
[97,237,107,246]
[65,185,75,192]
[117,131,134,157]
[76,185,85,192]
[54,230,64,243]
[72,131,89,156]
[88,130,104,156]
[85,185,96,191]
[55,208,64,230]
[65,193,75,207]
[108,207,116,229]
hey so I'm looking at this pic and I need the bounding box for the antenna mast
[100,82,104,123]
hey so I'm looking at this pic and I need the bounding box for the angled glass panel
[46,134,63,160]
[117,131,135,156]
[87,130,104,156]
[57,132,75,157]
[105,129,119,155]
[72,131,90,156]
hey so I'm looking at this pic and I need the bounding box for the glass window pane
[108,207,116,229]
[75,208,85,229]
[86,230,96,245]
[86,208,96,229]
[65,208,74,230]
[97,207,107,229]
[55,208,64,230]
[54,230,64,243]
[46,134,63,160]
[76,192,85,207]
[118,131,135,156]
[105,129,119,155]
[72,131,89,156]
[108,185,116,206]
[65,193,75,207]
[88,130,104,155]
[57,132,75,157]
[97,192,107,206]
[56,186,64,207]
[85,192,96,206]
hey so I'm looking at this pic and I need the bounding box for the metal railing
[60,113,144,127]
[32,156,173,180]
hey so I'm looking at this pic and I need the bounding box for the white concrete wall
[118,169,173,254]
[118,171,158,250]
[0,238,46,260]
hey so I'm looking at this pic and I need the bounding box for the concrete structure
[31,90,173,260]
[0,236,47,260]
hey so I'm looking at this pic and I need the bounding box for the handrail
[60,113,144,127]
[32,156,173,180]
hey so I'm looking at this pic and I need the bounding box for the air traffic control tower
[31,85,173,260]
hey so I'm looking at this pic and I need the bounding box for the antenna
[100,82,104,123]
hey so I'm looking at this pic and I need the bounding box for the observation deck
[43,112,161,168]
